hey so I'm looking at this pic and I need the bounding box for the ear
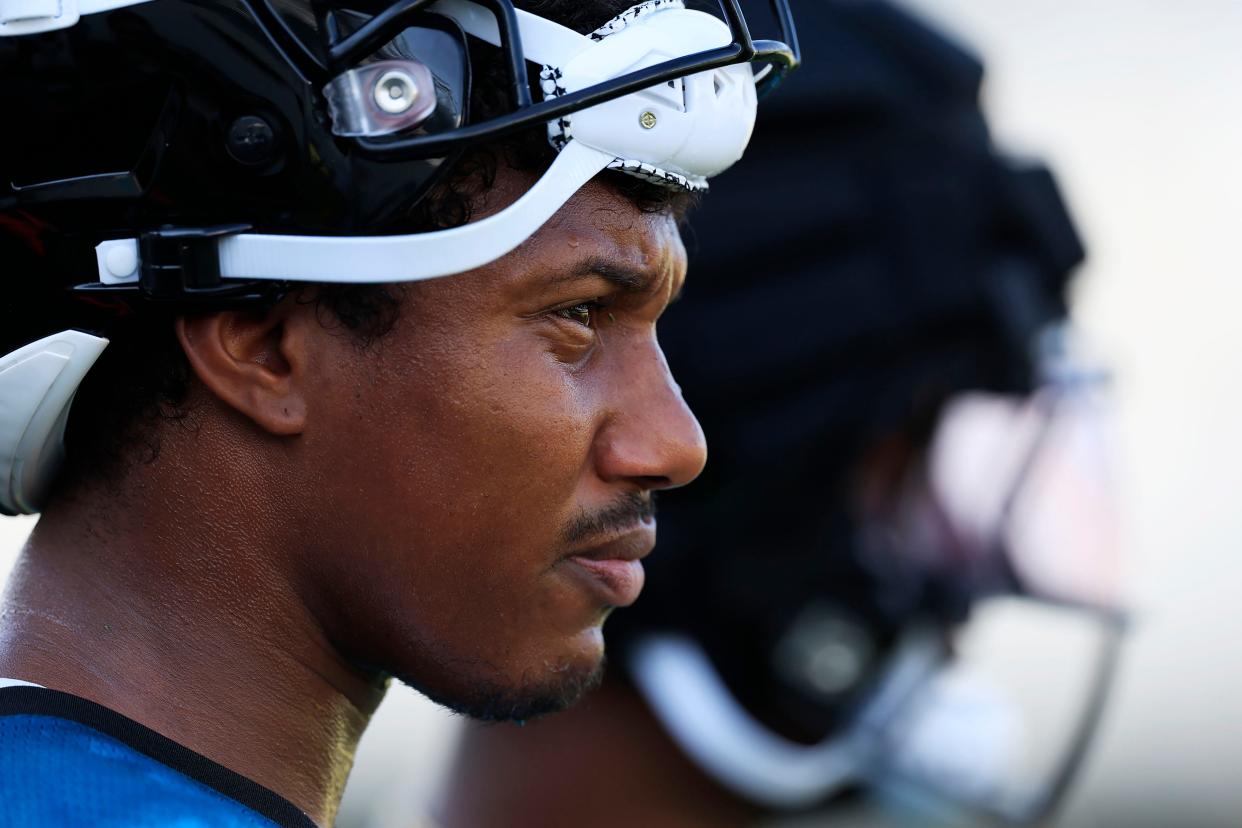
[175,301,311,436]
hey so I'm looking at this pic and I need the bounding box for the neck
[438,675,758,828]
[0,466,385,826]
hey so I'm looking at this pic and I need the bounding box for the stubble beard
[396,653,607,724]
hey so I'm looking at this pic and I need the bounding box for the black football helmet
[0,0,798,514]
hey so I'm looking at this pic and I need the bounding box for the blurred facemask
[630,342,1127,825]
[856,350,1127,824]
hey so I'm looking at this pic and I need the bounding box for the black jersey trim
[0,685,318,828]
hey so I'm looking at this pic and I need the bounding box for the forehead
[457,165,690,285]
[395,171,689,320]
[533,181,685,283]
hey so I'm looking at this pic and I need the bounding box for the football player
[0,0,797,824]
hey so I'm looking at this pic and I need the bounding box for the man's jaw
[392,495,659,725]
[396,653,608,724]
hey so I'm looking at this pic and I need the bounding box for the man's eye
[556,301,600,328]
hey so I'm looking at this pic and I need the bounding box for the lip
[562,525,655,607]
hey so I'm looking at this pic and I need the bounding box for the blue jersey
[0,683,317,827]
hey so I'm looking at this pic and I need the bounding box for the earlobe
[175,303,310,437]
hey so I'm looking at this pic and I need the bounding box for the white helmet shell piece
[0,330,108,515]
[92,0,760,286]
[0,0,151,37]
[543,0,758,191]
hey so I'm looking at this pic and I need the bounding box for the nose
[594,343,707,491]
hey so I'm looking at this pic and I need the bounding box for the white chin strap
[219,138,610,283]
[627,632,945,810]
[0,331,108,515]
[92,0,757,286]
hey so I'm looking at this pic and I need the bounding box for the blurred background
[895,2,1242,824]
[3,0,1241,826]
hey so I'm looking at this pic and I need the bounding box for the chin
[398,628,608,723]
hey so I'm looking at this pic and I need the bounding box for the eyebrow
[553,256,685,302]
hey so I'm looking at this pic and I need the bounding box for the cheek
[307,315,609,691]
[394,328,596,531]
[336,326,600,610]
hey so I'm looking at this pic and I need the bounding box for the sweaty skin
[0,168,705,826]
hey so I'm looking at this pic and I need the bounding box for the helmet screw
[374,70,419,115]
[226,115,277,166]
[639,110,658,130]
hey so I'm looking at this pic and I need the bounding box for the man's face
[296,171,706,719]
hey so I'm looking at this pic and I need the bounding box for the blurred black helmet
[606,0,1121,822]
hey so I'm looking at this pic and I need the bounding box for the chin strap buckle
[86,224,279,307]
[136,224,249,300]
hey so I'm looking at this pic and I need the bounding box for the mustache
[563,492,657,546]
